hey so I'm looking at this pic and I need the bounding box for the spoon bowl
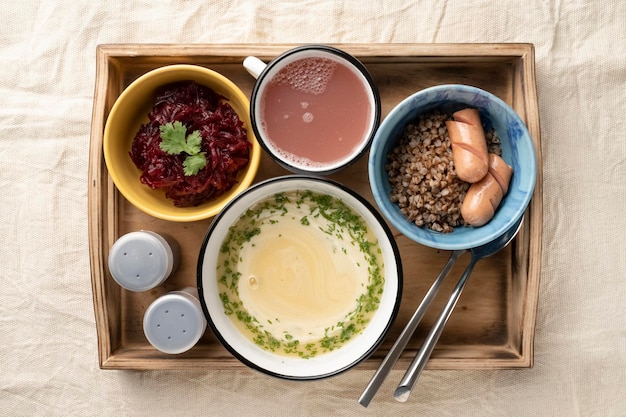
[393,217,524,402]
[467,216,523,259]
[359,217,523,407]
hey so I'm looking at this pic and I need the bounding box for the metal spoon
[393,217,523,403]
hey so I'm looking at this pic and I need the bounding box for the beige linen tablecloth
[1,1,625,416]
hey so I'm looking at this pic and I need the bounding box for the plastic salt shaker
[108,231,180,292]
[143,287,207,354]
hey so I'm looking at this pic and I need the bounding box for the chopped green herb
[215,190,386,357]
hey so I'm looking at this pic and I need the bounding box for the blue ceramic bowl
[368,84,537,250]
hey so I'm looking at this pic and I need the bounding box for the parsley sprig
[159,121,207,176]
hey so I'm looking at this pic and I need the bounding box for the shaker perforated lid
[108,231,175,292]
[143,290,207,354]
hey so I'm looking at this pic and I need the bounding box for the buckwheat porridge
[385,111,502,233]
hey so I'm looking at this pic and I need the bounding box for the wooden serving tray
[88,43,543,370]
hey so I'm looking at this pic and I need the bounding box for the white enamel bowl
[197,176,402,380]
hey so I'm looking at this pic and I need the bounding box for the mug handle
[243,56,267,79]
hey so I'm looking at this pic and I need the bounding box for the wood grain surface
[88,43,543,370]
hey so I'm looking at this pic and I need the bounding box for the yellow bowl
[103,64,261,222]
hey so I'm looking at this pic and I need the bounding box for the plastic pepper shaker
[142,287,207,354]
[108,231,180,292]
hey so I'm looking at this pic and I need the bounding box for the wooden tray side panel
[88,47,117,368]
[516,45,543,368]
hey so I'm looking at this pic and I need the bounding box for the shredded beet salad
[129,81,251,207]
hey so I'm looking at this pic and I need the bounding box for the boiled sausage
[446,108,489,183]
[461,153,513,227]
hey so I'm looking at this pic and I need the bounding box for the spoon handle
[393,257,478,403]
[358,249,465,407]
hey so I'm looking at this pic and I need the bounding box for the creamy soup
[216,190,385,358]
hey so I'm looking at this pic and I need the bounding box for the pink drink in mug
[245,45,381,174]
